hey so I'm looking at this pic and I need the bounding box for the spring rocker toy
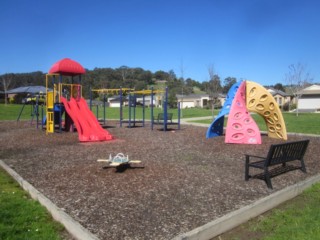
[97,153,142,170]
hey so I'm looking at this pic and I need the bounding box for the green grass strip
[0,168,65,240]
[252,183,320,240]
[192,113,320,135]
[0,103,216,121]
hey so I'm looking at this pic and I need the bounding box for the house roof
[267,88,291,97]
[299,84,320,95]
[6,86,51,94]
[176,94,209,99]
[109,96,128,102]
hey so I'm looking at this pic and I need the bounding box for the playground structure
[45,58,113,142]
[44,58,179,142]
[206,80,287,144]
[90,87,181,131]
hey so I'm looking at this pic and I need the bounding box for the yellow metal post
[46,91,54,133]
[45,74,59,134]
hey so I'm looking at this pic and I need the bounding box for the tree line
[0,66,238,103]
[2,64,313,109]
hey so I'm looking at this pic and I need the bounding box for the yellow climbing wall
[246,81,287,140]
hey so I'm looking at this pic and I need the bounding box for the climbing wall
[246,81,287,140]
[225,81,262,144]
[206,80,243,138]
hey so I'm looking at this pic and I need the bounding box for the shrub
[282,102,296,112]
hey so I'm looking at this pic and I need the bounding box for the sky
[1,0,320,85]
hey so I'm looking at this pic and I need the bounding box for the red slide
[61,97,113,142]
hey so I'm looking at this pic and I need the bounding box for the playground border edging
[173,174,320,240]
[0,160,99,240]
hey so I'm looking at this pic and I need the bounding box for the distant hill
[193,86,206,94]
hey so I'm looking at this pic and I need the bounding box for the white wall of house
[180,101,195,108]
[136,96,156,107]
[177,95,225,109]
[298,97,320,110]
[297,85,320,111]
[109,102,121,108]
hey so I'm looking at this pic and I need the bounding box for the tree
[222,77,237,93]
[207,65,222,115]
[1,73,14,105]
[185,78,201,89]
[285,63,313,116]
[167,88,178,108]
[118,66,130,82]
[154,70,170,80]
[273,83,285,92]
[179,60,185,116]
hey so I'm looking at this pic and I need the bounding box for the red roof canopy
[49,58,86,76]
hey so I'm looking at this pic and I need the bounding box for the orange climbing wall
[225,81,261,144]
[246,81,287,140]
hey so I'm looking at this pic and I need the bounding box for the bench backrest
[157,113,173,120]
[265,140,310,166]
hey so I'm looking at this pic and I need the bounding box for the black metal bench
[153,113,173,124]
[245,140,309,189]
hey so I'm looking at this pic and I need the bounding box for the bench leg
[301,159,307,173]
[264,168,273,189]
[245,156,250,181]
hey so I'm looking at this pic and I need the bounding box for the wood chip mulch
[1,121,320,240]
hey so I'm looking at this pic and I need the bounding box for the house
[297,85,320,112]
[267,88,292,109]
[108,96,126,108]
[136,95,158,107]
[176,94,226,109]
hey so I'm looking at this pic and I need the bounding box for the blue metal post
[163,87,168,131]
[128,94,132,128]
[59,75,63,132]
[103,94,106,125]
[178,102,181,130]
[17,103,26,122]
[36,98,39,129]
[151,87,154,130]
[120,87,123,127]
[133,94,136,127]
[142,95,145,127]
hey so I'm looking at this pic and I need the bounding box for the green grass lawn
[216,182,320,240]
[255,183,320,240]
[0,104,215,121]
[192,112,320,135]
[0,104,38,120]
[79,105,215,120]
[0,168,65,240]
[2,104,319,135]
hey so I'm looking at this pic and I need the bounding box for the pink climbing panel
[225,81,261,144]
